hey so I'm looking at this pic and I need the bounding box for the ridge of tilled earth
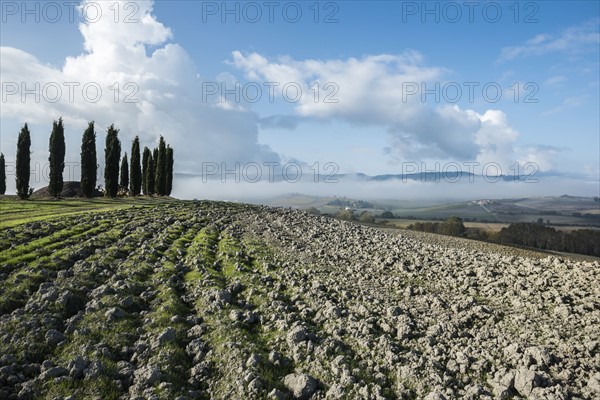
[0,201,598,400]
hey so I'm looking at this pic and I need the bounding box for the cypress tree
[151,147,158,195]
[148,151,155,195]
[120,153,129,193]
[130,136,141,196]
[48,117,66,198]
[153,147,158,190]
[80,122,97,198]
[142,146,151,195]
[0,153,6,195]
[166,145,174,196]
[155,136,167,195]
[104,124,121,197]
[16,123,31,199]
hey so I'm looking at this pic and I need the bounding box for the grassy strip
[0,220,110,265]
[0,197,175,228]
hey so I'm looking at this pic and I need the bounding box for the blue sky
[1,1,599,199]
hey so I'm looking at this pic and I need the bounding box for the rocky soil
[0,201,598,399]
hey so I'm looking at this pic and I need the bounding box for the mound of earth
[31,181,102,198]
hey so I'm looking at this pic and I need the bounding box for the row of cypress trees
[2,120,174,199]
[141,136,173,196]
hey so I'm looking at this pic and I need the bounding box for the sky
[1,0,599,200]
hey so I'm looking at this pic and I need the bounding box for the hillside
[0,200,598,399]
[31,182,102,198]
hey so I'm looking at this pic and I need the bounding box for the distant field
[497,214,599,225]
[320,201,500,222]
[385,219,509,232]
[383,218,598,233]
[391,202,496,221]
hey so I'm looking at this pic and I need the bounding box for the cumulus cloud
[515,144,564,172]
[231,51,553,171]
[231,50,443,124]
[474,110,519,168]
[0,0,280,184]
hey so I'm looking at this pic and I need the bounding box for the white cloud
[544,75,567,86]
[499,18,600,61]
[515,145,563,172]
[231,51,552,171]
[541,95,588,116]
[475,110,519,169]
[231,50,443,124]
[77,0,172,54]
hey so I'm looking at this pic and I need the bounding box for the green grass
[43,374,122,400]
[0,196,175,228]
[218,234,248,277]
[0,221,109,264]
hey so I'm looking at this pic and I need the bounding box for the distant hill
[178,169,568,184]
[32,181,102,198]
